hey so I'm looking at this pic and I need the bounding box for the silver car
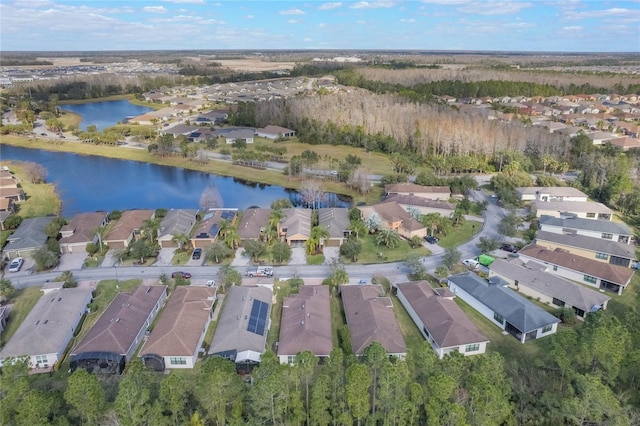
[9,257,24,272]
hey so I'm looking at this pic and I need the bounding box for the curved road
[11,191,506,290]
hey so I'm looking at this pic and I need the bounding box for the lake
[0,145,350,217]
[60,100,154,131]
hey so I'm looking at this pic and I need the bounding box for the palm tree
[223,227,241,250]
[171,233,191,251]
[205,241,231,264]
[348,219,367,240]
[376,229,400,248]
[217,219,231,240]
[306,225,330,255]
[141,218,160,243]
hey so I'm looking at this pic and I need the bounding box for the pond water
[1,145,350,217]
[60,100,154,131]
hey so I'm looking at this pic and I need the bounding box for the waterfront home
[157,209,199,249]
[59,212,109,254]
[384,183,451,201]
[318,208,350,247]
[4,216,55,259]
[103,209,155,250]
[191,209,238,249]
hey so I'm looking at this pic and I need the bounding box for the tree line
[1,308,638,425]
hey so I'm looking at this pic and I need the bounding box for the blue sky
[1,0,638,52]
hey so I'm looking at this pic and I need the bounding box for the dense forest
[1,308,638,425]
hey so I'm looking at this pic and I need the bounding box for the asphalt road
[10,190,506,290]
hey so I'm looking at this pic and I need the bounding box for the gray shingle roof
[209,286,272,357]
[490,258,610,313]
[539,215,633,236]
[238,208,272,240]
[318,208,350,239]
[158,209,198,240]
[0,287,92,360]
[5,216,55,251]
[536,230,636,259]
[447,272,559,333]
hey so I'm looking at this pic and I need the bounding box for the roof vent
[58,298,62,302]
[44,320,48,324]
[146,287,151,293]
[300,320,304,325]
[116,318,121,323]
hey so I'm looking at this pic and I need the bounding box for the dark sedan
[425,235,439,244]
[171,271,192,279]
[500,244,518,253]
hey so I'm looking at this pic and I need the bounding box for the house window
[584,275,597,284]
[586,213,596,218]
[493,312,504,325]
[553,265,558,271]
[169,357,187,365]
[595,252,608,260]
[465,344,480,352]
[573,307,585,318]
[601,233,613,240]
[35,355,48,365]
[287,355,295,364]
[423,326,430,339]
[552,297,565,307]
[542,324,553,334]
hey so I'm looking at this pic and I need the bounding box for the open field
[212,58,296,72]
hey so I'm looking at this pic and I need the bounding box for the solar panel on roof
[203,212,214,220]
[247,299,269,336]
[221,210,235,220]
[209,224,220,236]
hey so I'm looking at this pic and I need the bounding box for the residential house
[0,186,25,202]
[318,208,350,247]
[535,230,635,268]
[0,283,92,373]
[103,209,154,250]
[384,183,451,201]
[140,286,216,370]
[516,187,589,203]
[489,258,610,320]
[70,285,167,375]
[396,281,489,358]
[278,208,312,247]
[341,285,406,357]
[255,125,296,139]
[191,209,238,249]
[3,216,56,259]
[609,137,640,151]
[383,194,455,218]
[157,209,198,249]
[358,202,427,240]
[447,272,560,343]
[277,285,332,364]
[0,211,11,231]
[160,124,199,137]
[533,200,612,221]
[189,128,218,143]
[238,208,272,242]
[539,215,634,245]
[0,198,16,214]
[209,286,272,372]
[518,244,634,295]
[587,131,618,145]
[59,212,109,254]
[219,128,255,144]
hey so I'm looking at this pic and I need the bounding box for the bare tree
[299,179,326,209]
[199,184,223,211]
[347,167,372,195]
[23,161,48,183]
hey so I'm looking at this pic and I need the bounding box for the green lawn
[330,292,347,350]
[437,220,482,249]
[306,254,325,265]
[390,293,425,352]
[350,233,430,264]
[605,273,640,319]
[1,160,61,217]
[0,287,43,346]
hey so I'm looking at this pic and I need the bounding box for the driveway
[101,250,119,267]
[154,248,175,266]
[322,247,340,264]
[231,248,251,267]
[289,247,307,265]
[58,253,87,271]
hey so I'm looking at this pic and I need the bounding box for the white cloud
[420,0,469,4]
[350,1,395,9]
[503,22,536,28]
[457,1,533,16]
[399,18,416,23]
[317,23,327,27]
[143,6,167,13]
[287,19,301,24]
[563,25,582,31]
[246,14,254,19]
[279,8,305,15]
[304,37,313,41]
[566,7,635,19]
[318,2,342,10]
[356,19,366,24]
[162,0,205,3]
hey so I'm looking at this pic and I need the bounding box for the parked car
[462,258,480,270]
[425,235,439,244]
[8,257,24,272]
[205,280,216,287]
[500,244,518,253]
[192,248,202,260]
[171,271,192,279]
[358,279,367,284]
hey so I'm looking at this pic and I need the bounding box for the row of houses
[3,181,458,260]
[0,169,25,231]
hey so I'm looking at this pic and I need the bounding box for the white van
[462,258,480,270]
